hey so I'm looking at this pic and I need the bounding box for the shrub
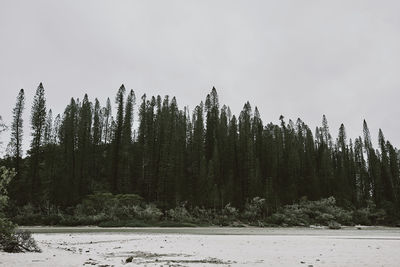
[135,204,163,221]
[267,197,353,226]
[267,205,310,226]
[1,230,41,253]
[13,203,60,225]
[60,213,108,226]
[76,192,117,216]
[115,194,143,206]
[166,203,195,222]
[352,209,371,225]
[242,197,266,221]
[222,203,239,218]
[352,200,387,225]
[0,166,40,253]
[328,221,341,229]
[0,217,16,250]
[74,193,148,222]
[191,207,214,224]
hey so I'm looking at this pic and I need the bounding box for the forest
[1,83,399,227]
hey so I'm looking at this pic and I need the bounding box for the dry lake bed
[1,227,400,266]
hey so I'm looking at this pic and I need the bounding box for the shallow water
[1,227,400,266]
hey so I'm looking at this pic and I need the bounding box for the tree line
[2,83,400,216]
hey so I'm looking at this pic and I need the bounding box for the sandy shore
[1,227,400,266]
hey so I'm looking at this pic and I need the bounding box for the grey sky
[1,0,399,153]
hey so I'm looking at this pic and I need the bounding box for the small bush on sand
[242,197,266,221]
[328,221,341,229]
[0,166,40,253]
[222,203,239,218]
[73,192,153,223]
[1,230,41,253]
[135,204,163,221]
[76,192,117,217]
[13,203,60,226]
[216,203,240,226]
[353,200,387,225]
[267,197,353,226]
[166,203,195,223]
[191,207,214,224]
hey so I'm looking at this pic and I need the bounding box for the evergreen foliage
[8,89,25,181]
[1,162,39,252]
[2,85,400,225]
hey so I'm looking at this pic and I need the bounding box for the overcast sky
[1,0,399,153]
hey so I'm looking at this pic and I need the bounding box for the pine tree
[42,109,60,204]
[378,129,395,202]
[92,99,102,147]
[8,89,25,182]
[121,89,136,191]
[103,98,112,144]
[322,114,332,148]
[238,102,252,204]
[387,141,400,206]
[122,90,135,146]
[110,85,125,192]
[354,136,369,204]
[363,120,382,204]
[336,123,350,200]
[190,103,206,206]
[205,88,219,162]
[4,85,400,218]
[304,124,319,200]
[92,98,102,186]
[77,94,92,197]
[59,98,79,206]
[29,83,47,203]
[53,114,61,144]
[43,109,53,145]
[217,105,230,207]
[0,116,6,136]
[317,115,334,198]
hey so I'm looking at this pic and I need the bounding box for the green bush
[138,204,163,220]
[328,221,341,229]
[191,207,214,224]
[1,230,41,253]
[353,209,371,225]
[242,197,266,221]
[166,203,195,223]
[0,217,16,250]
[60,213,108,226]
[268,206,310,226]
[222,203,239,218]
[76,192,117,216]
[267,197,353,226]
[352,200,387,225]
[115,194,143,206]
[0,166,39,253]
[74,193,152,223]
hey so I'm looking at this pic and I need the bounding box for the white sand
[1,227,400,266]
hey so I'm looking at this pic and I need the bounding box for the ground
[1,227,400,266]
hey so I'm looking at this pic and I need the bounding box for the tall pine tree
[8,89,25,182]
[29,83,47,203]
